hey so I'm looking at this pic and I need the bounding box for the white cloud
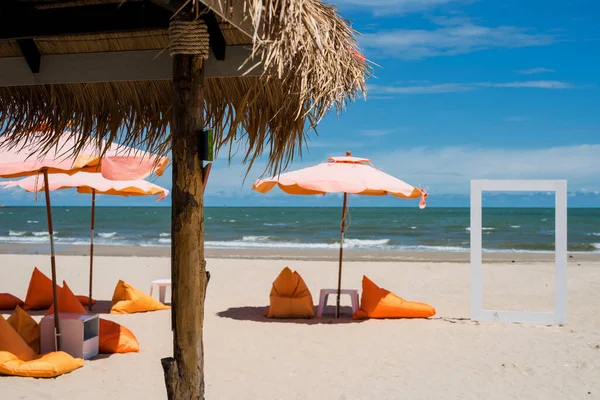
[184,144,600,202]
[369,144,600,195]
[515,67,555,75]
[480,81,571,89]
[361,24,556,59]
[369,80,573,95]
[333,0,467,16]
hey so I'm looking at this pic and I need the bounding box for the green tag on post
[207,129,214,162]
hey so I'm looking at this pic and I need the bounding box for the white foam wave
[205,237,392,250]
[411,226,417,230]
[242,236,271,242]
[344,239,391,248]
[510,225,521,229]
[593,243,600,250]
[27,220,39,224]
[263,223,287,227]
[465,227,495,231]
[9,230,26,236]
[0,236,49,243]
[98,232,118,238]
[158,238,171,244]
[159,232,171,237]
[32,231,51,236]
[588,233,600,237]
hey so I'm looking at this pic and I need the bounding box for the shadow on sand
[216,305,365,325]
[25,300,173,316]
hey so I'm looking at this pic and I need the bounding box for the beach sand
[1,253,599,399]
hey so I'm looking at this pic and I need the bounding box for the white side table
[40,313,99,360]
[150,278,172,303]
[317,289,360,317]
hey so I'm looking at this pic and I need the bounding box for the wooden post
[161,16,209,400]
[336,192,348,318]
[43,169,61,350]
[88,189,96,312]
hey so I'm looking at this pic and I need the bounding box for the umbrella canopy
[253,152,428,318]
[254,155,428,205]
[1,172,169,201]
[0,132,169,180]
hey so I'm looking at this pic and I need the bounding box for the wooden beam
[0,2,171,40]
[146,1,227,61]
[201,0,254,39]
[0,46,262,87]
[203,11,226,61]
[16,39,40,73]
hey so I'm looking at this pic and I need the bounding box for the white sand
[1,254,599,399]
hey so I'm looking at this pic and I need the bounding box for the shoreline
[1,243,599,263]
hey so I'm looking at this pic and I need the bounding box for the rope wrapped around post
[168,20,210,59]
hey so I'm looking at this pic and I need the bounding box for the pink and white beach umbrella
[253,152,428,317]
[1,172,169,311]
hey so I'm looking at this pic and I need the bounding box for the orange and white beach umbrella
[253,152,428,317]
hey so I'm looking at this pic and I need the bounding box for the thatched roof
[0,0,371,173]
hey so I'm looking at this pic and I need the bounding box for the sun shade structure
[0,137,168,351]
[1,171,169,312]
[254,152,427,318]
[0,1,370,397]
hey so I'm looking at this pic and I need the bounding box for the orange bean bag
[76,296,97,307]
[0,293,24,310]
[0,351,84,378]
[99,319,139,354]
[0,315,36,361]
[42,281,140,354]
[110,280,170,314]
[353,276,436,320]
[45,281,87,316]
[22,267,57,311]
[7,306,40,354]
[264,267,315,319]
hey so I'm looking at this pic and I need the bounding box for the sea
[0,207,599,253]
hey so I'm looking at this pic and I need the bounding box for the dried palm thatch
[0,0,371,174]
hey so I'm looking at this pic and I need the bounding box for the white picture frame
[470,180,568,325]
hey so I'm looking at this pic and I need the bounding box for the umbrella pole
[43,169,61,350]
[89,189,96,311]
[336,193,348,318]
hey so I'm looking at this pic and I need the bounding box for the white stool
[317,289,359,317]
[150,279,171,303]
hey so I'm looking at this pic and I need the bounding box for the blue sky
[1,0,599,207]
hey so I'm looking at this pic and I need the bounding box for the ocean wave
[588,233,600,237]
[9,230,26,236]
[510,225,521,229]
[158,238,171,244]
[0,236,50,243]
[465,227,495,231]
[27,220,39,224]
[159,232,171,237]
[411,226,417,230]
[242,236,271,242]
[263,223,287,227]
[594,243,600,250]
[32,231,52,236]
[98,232,118,239]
